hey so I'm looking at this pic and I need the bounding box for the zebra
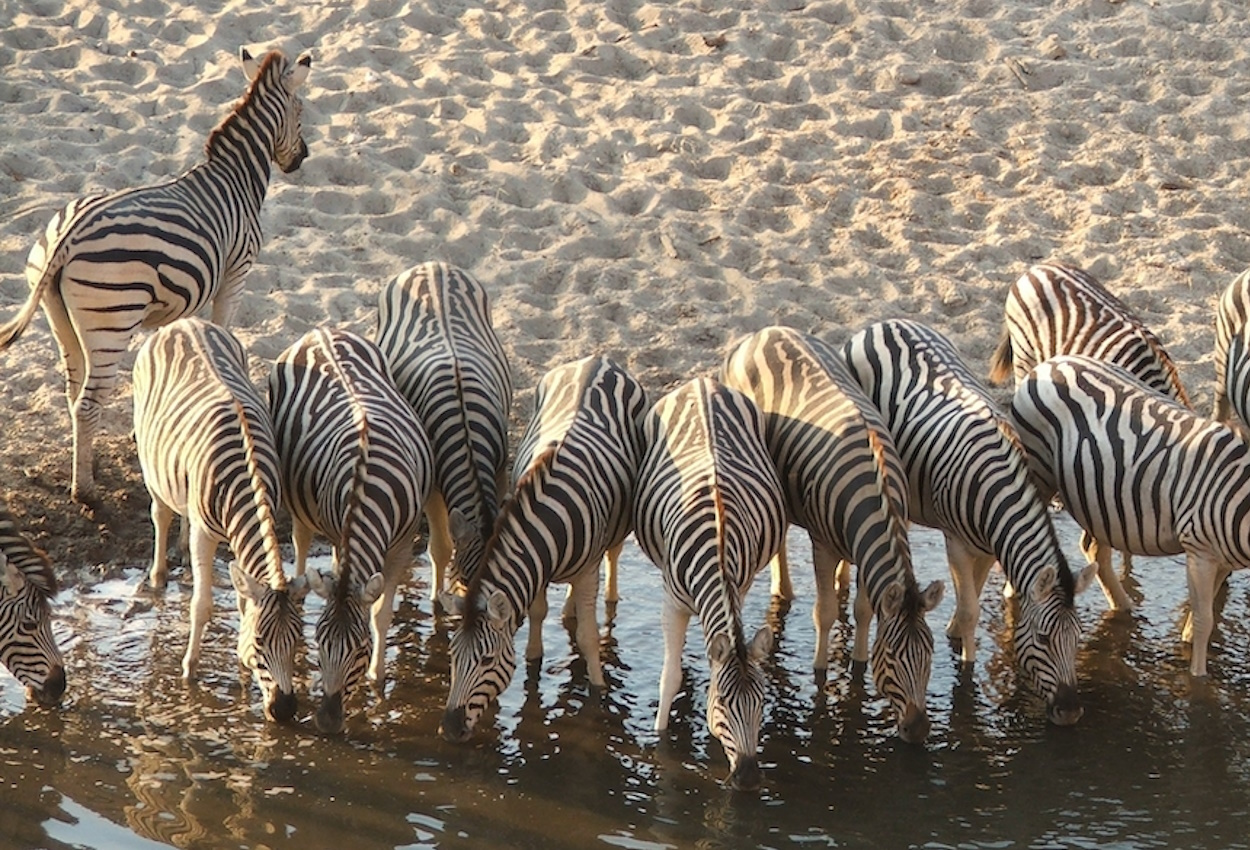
[0,47,311,503]
[268,327,433,734]
[631,377,786,791]
[1009,353,1250,678]
[722,326,944,742]
[132,317,307,722]
[0,510,66,708]
[374,262,513,602]
[844,319,1097,724]
[1213,269,1250,428]
[987,262,1190,610]
[439,355,647,744]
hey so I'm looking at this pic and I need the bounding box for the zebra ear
[358,573,385,606]
[747,626,773,662]
[881,582,905,618]
[308,569,335,600]
[1073,561,1100,596]
[1030,566,1057,602]
[920,580,944,612]
[240,47,262,81]
[708,633,733,667]
[287,573,310,603]
[288,53,311,88]
[229,562,266,605]
[485,589,510,628]
[0,555,24,595]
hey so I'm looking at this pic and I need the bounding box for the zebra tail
[336,404,373,585]
[987,326,1014,386]
[0,261,54,351]
[1,207,76,350]
[233,400,286,589]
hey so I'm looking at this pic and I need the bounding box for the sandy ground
[2,0,1249,578]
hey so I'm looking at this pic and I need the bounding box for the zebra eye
[1037,632,1052,648]
[480,654,497,666]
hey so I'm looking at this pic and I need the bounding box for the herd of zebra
[4,47,1250,792]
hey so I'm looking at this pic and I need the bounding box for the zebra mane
[1143,334,1192,408]
[231,399,285,589]
[864,426,919,602]
[334,392,374,603]
[204,50,289,161]
[0,514,58,598]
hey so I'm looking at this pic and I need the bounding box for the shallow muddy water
[4,516,1250,850]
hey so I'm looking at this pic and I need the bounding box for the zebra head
[230,565,309,723]
[1015,561,1098,726]
[239,48,311,174]
[706,627,772,791]
[308,568,384,734]
[0,551,65,708]
[871,579,943,744]
[438,587,517,743]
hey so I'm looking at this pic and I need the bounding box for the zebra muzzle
[899,702,931,744]
[30,664,66,707]
[315,691,345,734]
[266,688,298,723]
[1047,682,1083,726]
[727,755,762,792]
[439,705,472,743]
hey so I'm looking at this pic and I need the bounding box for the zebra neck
[202,116,274,206]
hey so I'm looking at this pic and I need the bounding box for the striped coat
[133,317,306,722]
[0,510,65,707]
[0,48,311,503]
[269,328,433,734]
[1213,269,1250,428]
[375,262,513,600]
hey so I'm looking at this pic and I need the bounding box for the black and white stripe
[268,328,433,734]
[1009,354,1250,677]
[439,355,646,744]
[1213,269,1250,428]
[133,317,306,722]
[632,377,785,791]
[722,326,942,742]
[375,262,513,600]
[0,48,311,503]
[845,320,1095,725]
[0,510,65,708]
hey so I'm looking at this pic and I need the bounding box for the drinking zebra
[439,356,647,744]
[374,262,513,601]
[0,47,311,503]
[844,319,1096,724]
[132,318,307,722]
[632,377,785,791]
[269,328,433,734]
[0,510,65,708]
[988,262,1189,609]
[1213,269,1250,428]
[722,326,943,742]
[1010,354,1250,677]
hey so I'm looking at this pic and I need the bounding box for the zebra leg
[852,579,872,665]
[1184,553,1222,677]
[525,590,549,665]
[604,541,623,604]
[567,570,605,688]
[943,534,989,664]
[655,597,692,731]
[147,498,176,590]
[182,523,219,680]
[369,545,411,684]
[68,320,137,502]
[835,557,852,600]
[423,490,452,601]
[811,540,841,671]
[769,535,794,601]
[1081,531,1134,612]
[292,519,313,577]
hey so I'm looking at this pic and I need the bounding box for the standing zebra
[844,319,1097,724]
[1010,354,1250,677]
[988,263,1189,609]
[439,356,647,744]
[1212,269,1250,428]
[722,327,943,743]
[0,510,66,708]
[632,377,785,791]
[0,48,311,503]
[133,318,307,722]
[375,262,513,601]
[269,328,433,734]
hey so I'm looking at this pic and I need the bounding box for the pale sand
[1,0,1248,565]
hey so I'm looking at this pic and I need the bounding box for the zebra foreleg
[1081,532,1134,612]
[423,490,452,601]
[566,571,605,688]
[851,580,872,666]
[943,535,994,664]
[655,598,692,731]
[291,519,313,578]
[525,590,549,668]
[769,536,794,601]
[182,524,220,680]
[1184,553,1223,677]
[369,546,411,684]
[811,540,842,671]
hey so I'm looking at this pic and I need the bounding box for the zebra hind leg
[810,541,842,672]
[566,570,605,688]
[182,523,220,680]
[1184,553,1222,677]
[655,597,691,731]
[145,498,177,591]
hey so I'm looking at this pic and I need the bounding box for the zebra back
[0,510,65,707]
[375,262,513,591]
[439,356,647,743]
[989,263,1190,407]
[1214,269,1250,425]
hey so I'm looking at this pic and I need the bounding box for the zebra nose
[727,755,762,792]
[315,691,344,734]
[33,665,66,707]
[281,141,308,173]
[267,688,298,723]
[1047,683,1084,726]
[439,706,472,743]
[899,703,930,744]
